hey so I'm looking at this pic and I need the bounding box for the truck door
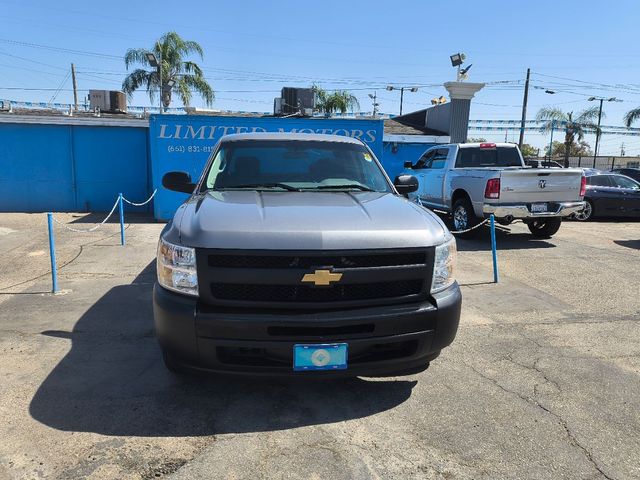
[420,148,450,208]
[411,149,436,203]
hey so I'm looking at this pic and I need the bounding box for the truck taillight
[484,178,500,199]
[480,143,496,149]
[580,175,586,197]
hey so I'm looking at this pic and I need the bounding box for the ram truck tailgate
[498,168,583,203]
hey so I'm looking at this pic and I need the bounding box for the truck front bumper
[153,283,461,377]
[483,201,585,219]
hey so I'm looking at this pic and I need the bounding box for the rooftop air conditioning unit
[281,87,314,115]
[89,90,127,114]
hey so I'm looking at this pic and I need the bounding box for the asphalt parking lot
[0,213,638,479]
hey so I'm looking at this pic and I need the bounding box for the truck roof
[457,142,517,148]
[220,132,364,144]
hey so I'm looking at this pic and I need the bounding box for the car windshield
[203,140,392,192]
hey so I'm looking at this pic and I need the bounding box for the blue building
[0,106,450,219]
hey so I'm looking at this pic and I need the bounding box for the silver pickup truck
[154,132,461,377]
[404,142,586,238]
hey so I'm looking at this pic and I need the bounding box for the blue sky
[1,0,639,154]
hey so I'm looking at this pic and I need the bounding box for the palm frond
[122,69,151,99]
[624,108,640,127]
[180,75,215,106]
[575,106,601,124]
[124,48,151,69]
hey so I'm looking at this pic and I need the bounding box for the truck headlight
[431,236,457,293]
[157,237,198,296]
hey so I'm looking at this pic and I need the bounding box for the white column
[443,82,485,143]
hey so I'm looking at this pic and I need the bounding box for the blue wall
[0,122,150,213]
[149,115,384,220]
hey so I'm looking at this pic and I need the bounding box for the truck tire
[527,217,562,238]
[452,197,480,238]
[573,199,594,221]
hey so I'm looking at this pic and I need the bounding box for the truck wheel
[452,198,480,237]
[573,199,594,221]
[527,217,562,238]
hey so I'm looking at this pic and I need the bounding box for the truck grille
[197,248,433,309]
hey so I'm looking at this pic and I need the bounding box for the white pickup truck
[404,142,586,238]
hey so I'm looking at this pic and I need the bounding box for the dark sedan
[611,167,640,182]
[574,173,640,220]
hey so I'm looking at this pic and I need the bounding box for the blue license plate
[293,343,348,371]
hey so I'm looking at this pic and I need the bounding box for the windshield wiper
[220,183,300,191]
[311,184,376,192]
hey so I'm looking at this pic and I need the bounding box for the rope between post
[121,189,157,206]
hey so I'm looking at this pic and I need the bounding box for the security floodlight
[545,90,556,94]
[450,53,465,67]
[145,52,159,67]
[166,79,176,88]
[386,85,394,91]
[460,64,472,75]
[588,97,596,101]
[409,87,418,93]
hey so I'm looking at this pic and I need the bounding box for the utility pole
[71,63,78,112]
[400,88,405,116]
[621,142,626,156]
[518,68,530,149]
[593,98,604,165]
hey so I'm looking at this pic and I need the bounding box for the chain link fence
[526,156,640,170]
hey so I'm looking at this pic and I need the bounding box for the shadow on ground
[614,239,640,250]
[455,226,555,252]
[65,212,159,224]
[29,263,415,437]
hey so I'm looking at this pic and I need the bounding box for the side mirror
[162,171,196,194]
[403,160,413,169]
[393,174,419,196]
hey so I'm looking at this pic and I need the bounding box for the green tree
[313,86,360,116]
[536,107,600,167]
[122,32,214,111]
[545,140,592,158]
[520,143,538,157]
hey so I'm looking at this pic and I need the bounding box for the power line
[0,38,121,60]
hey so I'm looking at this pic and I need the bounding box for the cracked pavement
[0,213,638,479]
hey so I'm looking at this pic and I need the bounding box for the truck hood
[169,190,449,250]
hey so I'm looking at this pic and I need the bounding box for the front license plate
[293,343,348,371]
[531,203,548,213]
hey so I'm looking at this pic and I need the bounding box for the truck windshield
[204,140,392,192]
[456,147,522,168]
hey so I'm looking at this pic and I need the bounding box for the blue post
[490,214,499,283]
[47,213,58,293]
[118,193,125,246]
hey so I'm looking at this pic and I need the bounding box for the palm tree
[313,86,360,116]
[624,107,640,127]
[536,107,600,167]
[122,32,214,111]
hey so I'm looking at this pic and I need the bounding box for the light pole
[386,85,418,116]
[368,92,379,118]
[588,96,621,165]
[145,50,162,114]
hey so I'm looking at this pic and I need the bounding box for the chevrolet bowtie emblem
[301,269,343,286]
